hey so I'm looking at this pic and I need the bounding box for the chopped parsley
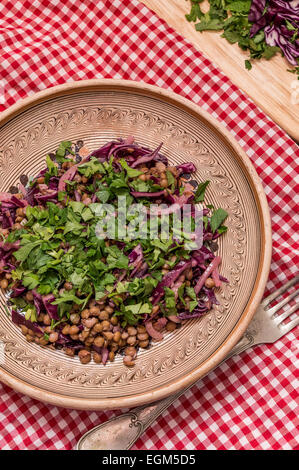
[186,0,299,75]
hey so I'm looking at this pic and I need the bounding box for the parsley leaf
[195,18,224,31]
[22,272,40,289]
[187,0,296,74]
[164,287,178,315]
[228,1,251,14]
[210,208,228,233]
[115,302,152,326]
[96,189,111,203]
[245,59,252,70]
[78,158,106,178]
[14,240,42,262]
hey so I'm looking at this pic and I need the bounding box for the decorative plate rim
[0,79,272,409]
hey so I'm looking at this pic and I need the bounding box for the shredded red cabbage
[1,137,229,367]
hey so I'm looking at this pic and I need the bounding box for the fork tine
[262,275,299,306]
[280,316,299,335]
[275,302,299,325]
[268,288,299,315]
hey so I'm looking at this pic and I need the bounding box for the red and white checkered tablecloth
[0,0,298,451]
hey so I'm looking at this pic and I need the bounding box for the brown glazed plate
[0,80,272,410]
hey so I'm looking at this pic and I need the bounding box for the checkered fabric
[0,0,298,451]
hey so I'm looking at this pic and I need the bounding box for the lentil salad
[0,137,228,367]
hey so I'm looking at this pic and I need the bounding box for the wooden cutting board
[141,0,298,141]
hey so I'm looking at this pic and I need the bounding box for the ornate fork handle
[76,331,256,450]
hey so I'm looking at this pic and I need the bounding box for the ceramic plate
[0,80,271,409]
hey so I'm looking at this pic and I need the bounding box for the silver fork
[77,275,299,450]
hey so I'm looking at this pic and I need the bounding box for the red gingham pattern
[0,0,298,450]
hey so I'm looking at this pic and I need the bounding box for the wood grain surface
[141,0,298,141]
